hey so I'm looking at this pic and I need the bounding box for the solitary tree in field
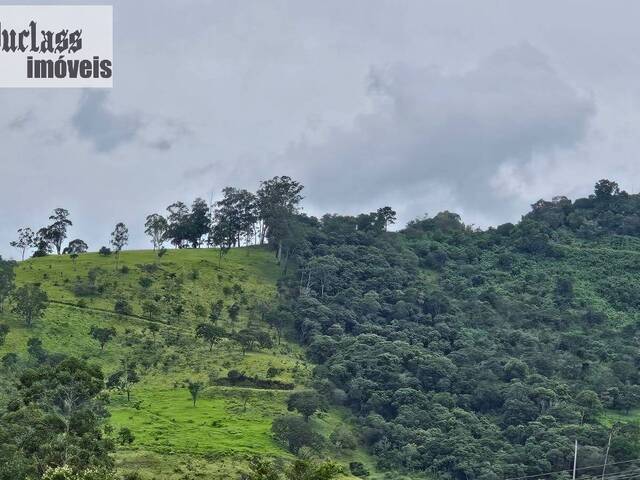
[65,238,88,268]
[141,300,161,321]
[44,208,73,255]
[10,227,35,260]
[195,323,225,351]
[188,380,203,407]
[144,213,168,251]
[11,284,48,327]
[110,222,129,269]
[107,359,139,402]
[89,325,116,351]
[239,389,251,412]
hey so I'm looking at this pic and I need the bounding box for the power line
[505,459,640,480]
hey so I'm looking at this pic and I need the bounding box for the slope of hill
[275,183,640,479]
[0,248,373,479]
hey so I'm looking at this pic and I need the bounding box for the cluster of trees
[262,179,640,479]
[0,356,114,478]
[143,176,305,266]
[9,208,130,267]
[0,257,48,328]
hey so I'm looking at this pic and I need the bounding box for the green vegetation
[5,177,640,480]
[0,246,367,479]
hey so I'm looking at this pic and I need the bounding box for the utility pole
[573,439,579,480]
[602,428,614,480]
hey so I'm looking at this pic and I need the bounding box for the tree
[376,206,397,231]
[65,238,88,268]
[141,300,161,320]
[188,380,203,407]
[0,323,9,347]
[287,391,323,421]
[594,179,620,199]
[144,213,168,251]
[166,201,190,248]
[107,359,139,402]
[187,198,210,247]
[244,457,342,480]
[11,284,48,327]
[209,300,224,323]
[10,227,35,260]
[227,302,240,323]
[118,427,135,445]
[42,208,73,255]
[256,176,304,247]
[33,228,53,257]
[0,257,16,312]
[110,222,129,268]
[271,415,320,454]
[195,323,225,351]
[89,325,116,351]
[1,357,113,475]
[239,389,251,412]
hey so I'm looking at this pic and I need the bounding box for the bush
[118,427,135,445]
[98,246,111,256]
[114,299,132,316]
[271,415,322,453]
[349,462,369,477]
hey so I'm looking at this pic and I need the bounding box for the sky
[3,0,640,258]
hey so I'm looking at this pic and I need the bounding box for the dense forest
[2,178,640,480]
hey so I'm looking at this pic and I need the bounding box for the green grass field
[0,247,379,479]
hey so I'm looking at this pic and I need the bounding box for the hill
[276,181,640,479]
[0,247,374,479]
[4,178,640,480]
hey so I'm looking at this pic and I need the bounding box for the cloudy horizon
[2,0,640,258]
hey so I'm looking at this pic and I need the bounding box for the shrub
[98,246,111,256]
[114,299,132,316]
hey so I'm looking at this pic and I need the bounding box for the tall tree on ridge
[256,176,303,260]
[144,213,168,251]
[110,222,129,269]
[10,227,35,260]
[188,197,211,248]
[44,208,72,255]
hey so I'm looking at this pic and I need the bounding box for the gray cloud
[71,91,142,152]
[283,44,595,223]
[4,0,640,258]
[7,110,33,131]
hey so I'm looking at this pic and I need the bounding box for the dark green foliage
[271,415,322,454]
[195,323,225,351]
[89,325,117,350]
[117,427,135,445]
[287,391,323,421]
[274,179,640,479]
[0,324,9,347]
[113,298,132,316]
[0,357,113,477]
[0,257,16,313]
[188,380,203,407]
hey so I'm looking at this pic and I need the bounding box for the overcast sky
[3,0,640,258]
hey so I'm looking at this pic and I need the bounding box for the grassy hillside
[0,247,375,479]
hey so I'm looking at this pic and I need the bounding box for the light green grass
[0,247,368,479]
